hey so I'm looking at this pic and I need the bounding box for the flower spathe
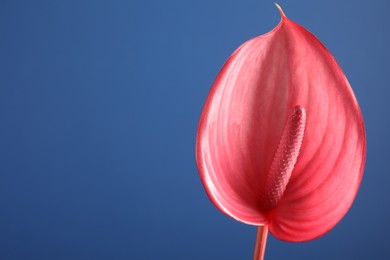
[196,6,366,242]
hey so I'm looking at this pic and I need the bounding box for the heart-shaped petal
[196,7,366,242]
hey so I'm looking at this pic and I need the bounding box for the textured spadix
[196,8,366,242]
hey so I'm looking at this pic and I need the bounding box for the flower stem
[253,225,269,260]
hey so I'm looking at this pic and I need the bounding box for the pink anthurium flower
[196,4,366,259]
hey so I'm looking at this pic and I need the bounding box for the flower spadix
[196,6,366,242]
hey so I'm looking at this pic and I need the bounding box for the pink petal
[196,10,366,242]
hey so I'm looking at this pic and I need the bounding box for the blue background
[0,0,388,259]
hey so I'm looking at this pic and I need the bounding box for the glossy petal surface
[196,12,366,242]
